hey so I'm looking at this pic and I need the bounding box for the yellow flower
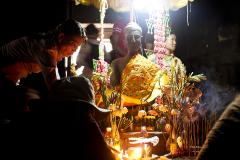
[170,142,178,155]
[160,74,170,87]
[159,105,169,113]
[113,109,123,118]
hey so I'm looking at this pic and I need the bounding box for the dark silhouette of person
[76,23,101,79]
[104,18,128,64]
[1,76,115,160]
[196,94,240,160]
[196,70,240,160]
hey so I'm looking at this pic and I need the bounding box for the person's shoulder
[111,56,125,66]
[22,34,47,53]
[5,36,29,46]
[228,94,240,110]
[219,94,240,121]
[87,39,100,45]
[234,94,240,103]
[173,56,182,61]
[80,42,91,51]
[173,56,184,64]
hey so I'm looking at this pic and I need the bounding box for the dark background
[0,0,239,112]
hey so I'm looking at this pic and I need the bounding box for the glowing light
[133,0,169,11]
[143,144,151,158]
[76,66,84,76]
[141,126,147,132]
[118,150,123,160]
[106,127,112,132]
[127,147,142,160]
[70,46,81,65]
[114,144,121,152]
[132,0,145,10]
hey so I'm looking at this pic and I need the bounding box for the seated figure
[162,34,184,72]
[95,25,185,107]
[110,22,161,106]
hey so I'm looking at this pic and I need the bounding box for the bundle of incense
[108,145,121,154]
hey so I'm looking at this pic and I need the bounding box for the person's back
[76,23,100,79]
[1,76,114,160]
[1,100,113,159]
[196,94,240,160]
[31,100,113,159]
[104,35,123,64]
[104,18,128,64]
[40,76,114,159]
[77,39,99,69]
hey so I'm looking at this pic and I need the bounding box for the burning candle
[106,127,112,132]
[127,147,142,160]
[143,144,151,158]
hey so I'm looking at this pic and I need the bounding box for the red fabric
[113,19,128,53]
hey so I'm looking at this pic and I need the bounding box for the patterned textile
[121,54,161,101]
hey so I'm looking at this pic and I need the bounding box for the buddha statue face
[124,22,142,54]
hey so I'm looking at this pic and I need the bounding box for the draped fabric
[93,54,162,107]
[75,0,194,12]
[121,54,161,101]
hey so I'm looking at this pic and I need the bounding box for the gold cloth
[93,54,162,107]
[120,54,161,103]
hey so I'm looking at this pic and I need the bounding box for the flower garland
[146,7,171,69]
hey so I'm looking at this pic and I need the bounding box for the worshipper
[104,18,128,64]
[161,34,183,71]
[196,93,240,160]
[0,18,86,88]
[76,23,101,79]
[1,76,115,160]
[104,34,122,64]
[0,18,86,126]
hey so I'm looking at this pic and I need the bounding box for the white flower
[177,136,183,149]
[122,107,128,114]
[138,110,147,118]
[171,109,179,116]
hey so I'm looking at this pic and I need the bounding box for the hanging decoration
[145,14,154,34]
[99,0,108,41]
[146,6,171,68]
[92,0,109,75]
